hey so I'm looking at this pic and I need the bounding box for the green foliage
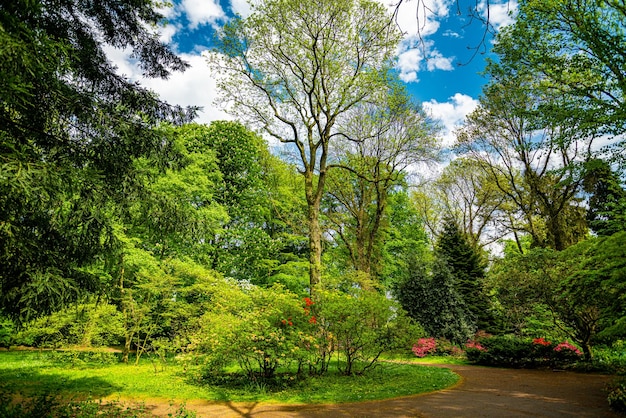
[195,284,315,379]
[608,377,626,414]
[465,336,582,369]
[490,234,626,360]
[583,158,626,237]
[394,258,475,344]
[436,218,494,332]
[0,316,13,348]
[315,283,420,375]
[13,303,124,348]
[0,0,194,322]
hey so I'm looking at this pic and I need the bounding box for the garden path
[142,364,620,417]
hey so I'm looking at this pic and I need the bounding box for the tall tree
[0,0,194,321]
[457,77,591,250]
[436,218,493,332]
[489,0,626,164]
[323,86,439,280]
[583,158,626,237]
[429,157,509,248]
[207,0,401,290]
[394,258,474,344]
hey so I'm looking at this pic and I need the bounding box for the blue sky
[106,0,517,145]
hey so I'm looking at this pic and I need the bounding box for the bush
[465,335,582,368]
[195,284,316,380]
[608,377,626,414]
[13,303,124,348]
[315,286,419,375]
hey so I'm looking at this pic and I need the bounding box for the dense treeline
[1,0,625,386]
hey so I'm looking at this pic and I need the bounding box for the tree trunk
[308,203,322,292]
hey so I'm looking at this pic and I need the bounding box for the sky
[107,0,517,146]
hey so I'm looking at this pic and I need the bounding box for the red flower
[304,297,314,307]
[309,316,317,324]
[532,337,551,346]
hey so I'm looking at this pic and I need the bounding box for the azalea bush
[194,284,316,379]
[412,338,437,357]
[465,335,582,368]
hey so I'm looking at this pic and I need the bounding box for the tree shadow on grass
[0,367,122,399]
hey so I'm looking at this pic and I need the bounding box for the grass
[0,350,459,405]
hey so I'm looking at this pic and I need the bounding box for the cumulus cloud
[230,0,252,17]
[397,47,424,82]
[426,50,454,71]
[105,45,229,124]
[181,0,225,29]
[388,0,452,39]
[396,39,455,82]
[140,52,230,123]
[423,93,479,147]
[479,0,518,31]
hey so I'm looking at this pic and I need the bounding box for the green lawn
[0,351,459,404]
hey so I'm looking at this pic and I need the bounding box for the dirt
[137,364,621,417]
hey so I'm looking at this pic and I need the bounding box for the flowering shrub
[465,340,487,352]
[465,335,583,368]
[412,337,437,358]
[554,341,582,355]
[532,337,551,346]
[196,284,317,379]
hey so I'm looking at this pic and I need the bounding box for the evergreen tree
[435,218,493,332]
[0,0,195,321]
[394,258,474,344]
[583,159,626,237]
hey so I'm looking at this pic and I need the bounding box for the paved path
[144,364,620,417]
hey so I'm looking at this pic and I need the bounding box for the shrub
[315,286,421,376]
[195,284,316,380]
[465,335,582,368]
[608,377,626,413]
[412,338,437,357]
[13,303,124,348]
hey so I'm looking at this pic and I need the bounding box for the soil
[137,364,621,417]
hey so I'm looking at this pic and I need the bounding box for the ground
[136,364,620,417]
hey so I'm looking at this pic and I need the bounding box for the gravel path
[143,364,620,417]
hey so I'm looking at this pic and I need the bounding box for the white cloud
[396,38,454,82]
[426,51,454,71]
[423,93,479,147]
[181,0,225,29]
[105,45,229,124]
[479,0,518,31]
[387,0,453,39]
[140,52,230,123]
[397,47,424,82]
[230,0,252,17]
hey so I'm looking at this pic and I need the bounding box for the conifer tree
[436,217,493,332]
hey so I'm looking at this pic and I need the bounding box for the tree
[430,158,510,248]
[490,233,626,360]
[394,258,474,344]
[0,0,194,320]
[208,0,402,290]
[436,218,493,332]
[323,87,439,280]
[489,0,626,164]
[583,158,626,236]
[457,77,591,250]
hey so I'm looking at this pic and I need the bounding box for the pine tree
[394,258,474,344]
[435,217,493,332]
[0,0,195,321]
